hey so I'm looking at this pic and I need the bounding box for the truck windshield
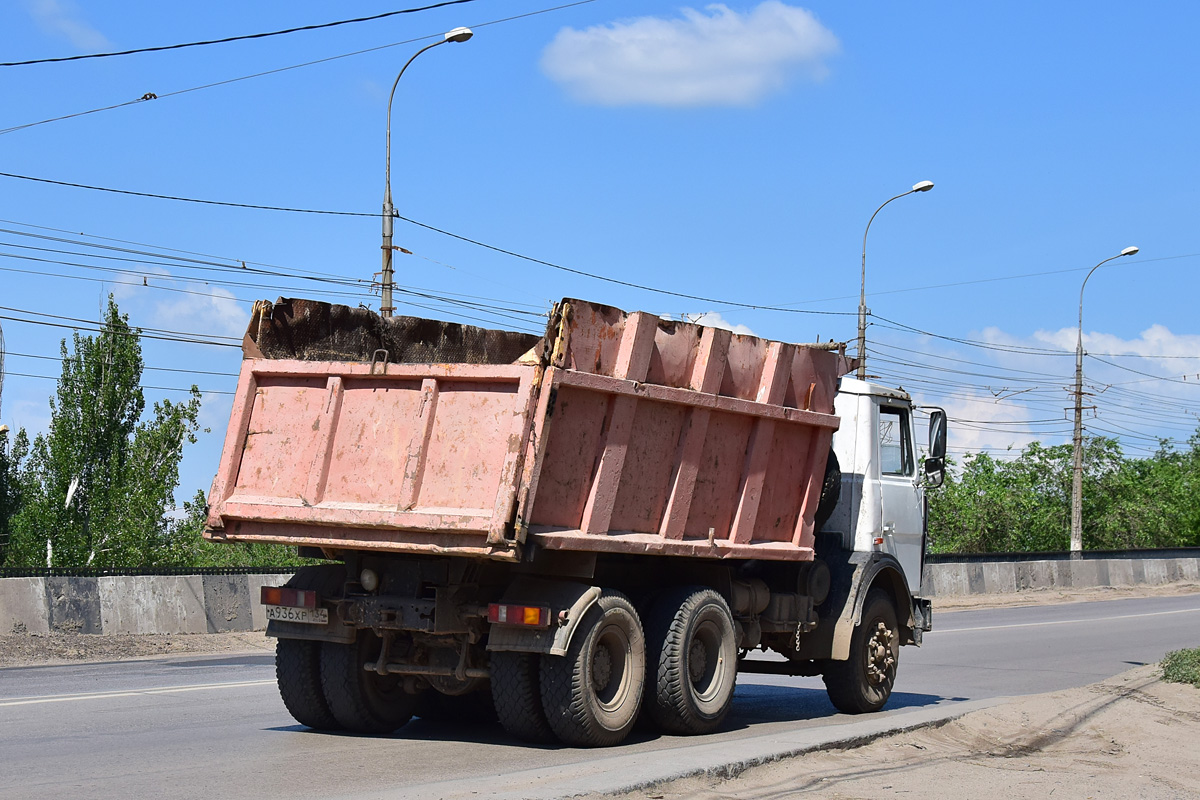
[879,407,913,476]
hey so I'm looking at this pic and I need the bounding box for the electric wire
[7,350,237,378]
[0,171,856,315]
[1,1,479,67]
[5,370,232,396]
[0,0,601,136]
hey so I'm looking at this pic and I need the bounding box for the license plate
[264,605,329,625]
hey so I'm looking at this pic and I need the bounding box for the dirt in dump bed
[246,297,544,364]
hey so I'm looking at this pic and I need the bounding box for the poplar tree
[1,298,201,567]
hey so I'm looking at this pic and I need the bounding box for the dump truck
[205,297,946,747]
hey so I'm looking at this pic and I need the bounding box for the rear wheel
[643,587,737,735]
[822,589,898,713]
[490,651,556,743]
[275,637,341,731]
[539,591,645,747]
[320,632,416,734]
[814,449,841,532]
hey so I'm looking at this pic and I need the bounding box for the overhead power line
[0,0,601,136]
[0,171,853,316]
[5,370,232,396]
[0,1,478,67]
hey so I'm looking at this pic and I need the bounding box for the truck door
[877,404,924,594]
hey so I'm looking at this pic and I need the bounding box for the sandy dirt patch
[595,664,1200,800]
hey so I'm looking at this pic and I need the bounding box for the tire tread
[275,637,341,731]
[491,652,556,743]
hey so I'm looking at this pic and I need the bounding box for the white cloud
[936,389,1043,457]
[895,324,1200,461]
[1032,323,1200,370]
[153,284,247,340]
[25,0,111,51]
[541,2,839,107]
[688,311,755,336]
[197,391,233,432]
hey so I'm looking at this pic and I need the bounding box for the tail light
[488,603,550,628]
[261,586,318,609]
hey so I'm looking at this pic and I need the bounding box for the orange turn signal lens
[487,603,550,628]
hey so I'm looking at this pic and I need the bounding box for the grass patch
[1161,647,1200,688]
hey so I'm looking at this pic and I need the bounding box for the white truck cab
[827,377,947,596]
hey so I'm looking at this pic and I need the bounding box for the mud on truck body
[205,297,946,747]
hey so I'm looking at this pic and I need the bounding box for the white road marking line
[940,606,1200,633]
[0,679,275,707]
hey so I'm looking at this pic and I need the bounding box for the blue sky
[1,0,1197,505]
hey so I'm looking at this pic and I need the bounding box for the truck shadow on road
[728,683,957,725]
[267,684,956,748]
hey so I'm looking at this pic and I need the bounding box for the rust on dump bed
[244,297,544,365]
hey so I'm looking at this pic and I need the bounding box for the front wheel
[822,589,899,714]
[539,591,645,747]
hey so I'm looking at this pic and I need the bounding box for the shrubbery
[928,434,1200,553]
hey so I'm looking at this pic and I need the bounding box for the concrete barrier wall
[2,558,1197,635]
[1,573,293,636]
[923,556,1200,597]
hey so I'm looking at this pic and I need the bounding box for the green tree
[928,435,1134,553]
[158,489,312,568]
[2,299,202,567]
[0,428,30,564]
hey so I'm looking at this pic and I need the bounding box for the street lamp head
[444,27,473,43]
[911,180,934,193]
[1120,246,1139,257]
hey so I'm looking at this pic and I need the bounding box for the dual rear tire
[491,587,739,746]
[274,632,416,735]
[643,587,738,735]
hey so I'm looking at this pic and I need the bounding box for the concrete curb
[923,556,1200,596]
[1,573,293,636]
[2,555,1196,636]
[377,698,1006,800]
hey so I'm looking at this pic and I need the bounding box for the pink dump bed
[205,298,848,563]
[518,302,844,562]
[206,360,538,561]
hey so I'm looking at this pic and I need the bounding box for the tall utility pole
[1071,246,1140,554]
[380,27,473,318]
[857,181,934,380]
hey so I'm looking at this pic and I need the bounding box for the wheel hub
[592,644,613,690]
[865,621,895,685]
[688,640,708,682]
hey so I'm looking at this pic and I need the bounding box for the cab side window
[879,406,913,476]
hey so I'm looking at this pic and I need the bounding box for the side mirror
[923,408,947,488]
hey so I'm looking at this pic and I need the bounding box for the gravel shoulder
[0,630,274,668]
[593,663,1200,800]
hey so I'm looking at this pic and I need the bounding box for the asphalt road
[2,593,1197,800]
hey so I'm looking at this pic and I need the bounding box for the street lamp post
[380,27,473,318]
[857,181,934,380]
[1070,245,1140,554]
